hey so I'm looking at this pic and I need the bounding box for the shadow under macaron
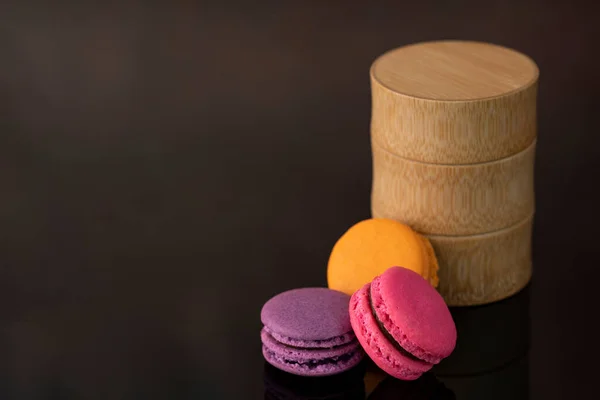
[263,360,366,400]
[366,354,528,400]
[438,353,529,400]
[432,283,531,400]
[433,283,530,376]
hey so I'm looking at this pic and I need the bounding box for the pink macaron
[349,266,457,380]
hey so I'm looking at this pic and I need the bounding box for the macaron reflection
[263,360,366,399]
[367,372,455,399]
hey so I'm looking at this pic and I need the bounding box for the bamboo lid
[370,40,539,164]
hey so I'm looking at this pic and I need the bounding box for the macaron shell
[373,267,457,362]
[262,346,365,377]
[261,288,353,342]
[327,218,438,297]
[349,283,433,380]
[261,328,361,361]
[262,326,356,349]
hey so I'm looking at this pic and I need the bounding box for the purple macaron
[260,287,364,376]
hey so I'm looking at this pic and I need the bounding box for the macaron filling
[260,287,365,376]
[261,328,360,357]
[367,286,426,363]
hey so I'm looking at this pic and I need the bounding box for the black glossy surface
[2,1,599,399]
[259,286,530,399]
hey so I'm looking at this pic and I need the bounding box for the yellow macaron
[327,218,439,296]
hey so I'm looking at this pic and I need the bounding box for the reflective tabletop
[1,1,598,399]
[261,285,530,399]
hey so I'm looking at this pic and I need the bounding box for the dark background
[1,1,599,399]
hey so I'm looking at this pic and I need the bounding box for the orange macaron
[327,218,439,296]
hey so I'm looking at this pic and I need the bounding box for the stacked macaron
[260,218,457,382]
[260,287,364,377]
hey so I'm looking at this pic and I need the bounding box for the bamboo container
[371,138,536,235]
[370,40,538,165]
[369,40,539,305]
[426,215,533,306]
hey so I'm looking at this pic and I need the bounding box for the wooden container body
[426,215,533,306]
[370,79,538,164]
[370,40,539,164]
[368,41,539,305]
[371,139,536,236]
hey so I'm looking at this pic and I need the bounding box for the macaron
[349,266,457,380]
[261,287,364,376]
[327,218,438,296]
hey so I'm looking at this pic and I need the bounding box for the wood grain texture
[424,215,534,306]
[371,138,536,235]
[370,40,539,164]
